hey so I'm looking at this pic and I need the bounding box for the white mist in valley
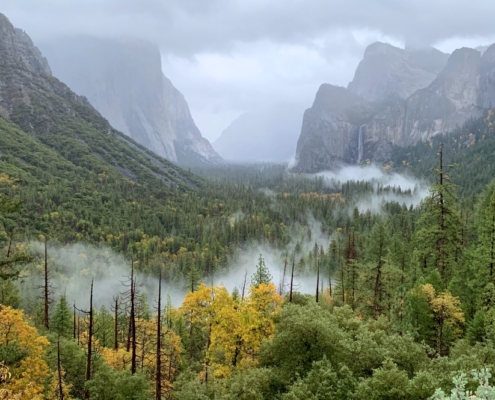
[19,242,185,311]
[18,212,330,312]
[16,165,430,311]
[213,215,329,297]
[313,165,430,213]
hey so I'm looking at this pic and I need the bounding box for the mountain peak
[38,36,222,166]
[348,41,449,102]
[0,12,51,77]
[363,41,402,57]
[313,84,367,111]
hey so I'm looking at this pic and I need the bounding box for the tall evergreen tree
[475,182,495,279]
[414,144,462,283]
[251,254,272,287]
[52,294,72,338]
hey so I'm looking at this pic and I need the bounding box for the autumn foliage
[0,306,49,400]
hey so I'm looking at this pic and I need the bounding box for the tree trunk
[85,279,94,399]
[289,254,295,303]
[57,338,64,400]
[241,271,247,302]
[438,143,446,279]
[373,235,384,319]
[156,272,162,400]
[73,304,76,340]
[131,279,137,375]
[44,237,49,329]
[114,296,119,351]
[315,259,320,303]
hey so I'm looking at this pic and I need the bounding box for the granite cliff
[0,12,201,188]
[348,42,449,102]
[39,37,222,166]
[293,42,495,172]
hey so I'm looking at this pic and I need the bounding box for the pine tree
[366,218,390,318]
[251,254,272,287]
[414,144,462,283]
[475,182,495,279]
[52,294,72,338]
[95,305,114,348]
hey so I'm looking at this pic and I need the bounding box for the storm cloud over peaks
[3,1,495,141]
[3,0,495,53]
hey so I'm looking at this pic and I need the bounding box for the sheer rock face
[0,13,53,117]
[347,42,449,102]
[292,85,373,172]
[403,47,483,145]
[293,43,495,172]
[39,37,222,166]
[0,12,201,188]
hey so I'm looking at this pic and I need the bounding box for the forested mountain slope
[0,13,199,190]
[390,109,495,197]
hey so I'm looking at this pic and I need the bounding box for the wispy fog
[20,242,184,310]
[314,165,430,213]
[216,214,329,296]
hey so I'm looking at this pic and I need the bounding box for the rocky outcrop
[0,12,202,188]
[213,103,304,163]
[478,44,495,109]
[293,43,495,173]
[292,85,373,172]
[39,37,222,166]
[348,42,449,102]
[0,13,52,117]
[402,48,483,144]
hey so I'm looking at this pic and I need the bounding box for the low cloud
[314,165,430,213]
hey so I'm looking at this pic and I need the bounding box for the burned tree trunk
[113,296,119,351]
[131,280,137,375]
[44,237,50,329]
[73,304,76,340]
[57,338,64,400]
[156,272,162,400]
[84,279,94,399]
[289,253,295,303]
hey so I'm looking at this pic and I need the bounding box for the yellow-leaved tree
[422,284,465,355]
[181,283,282,380]
[0,306,50,400]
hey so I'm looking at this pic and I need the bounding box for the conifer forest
[4,3,495,399]
[5,113,495,398]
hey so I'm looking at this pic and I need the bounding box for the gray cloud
[2,1,494,140]
[3,1,495,53]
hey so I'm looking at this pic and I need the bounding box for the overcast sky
[2,1,495,141]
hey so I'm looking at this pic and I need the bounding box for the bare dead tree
[313,242,320,303]
[279,254,288,297]
[44,237,50,328]
[37,237,54,329]
[240,270,248,302]
[112,296,119,351]
[156,271,162,400]
[289,253,295,303]
[130,278,137,375]
[73,303,76,340]
[74,279,95,400]
[57,337,64,400]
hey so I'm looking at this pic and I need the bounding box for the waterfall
[357,125,365,164]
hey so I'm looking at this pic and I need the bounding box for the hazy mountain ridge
[213,103,304,163]
[0,12,201,189]
[347,42,450,102]
[39,37,223,166]
[293,42,495,172]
